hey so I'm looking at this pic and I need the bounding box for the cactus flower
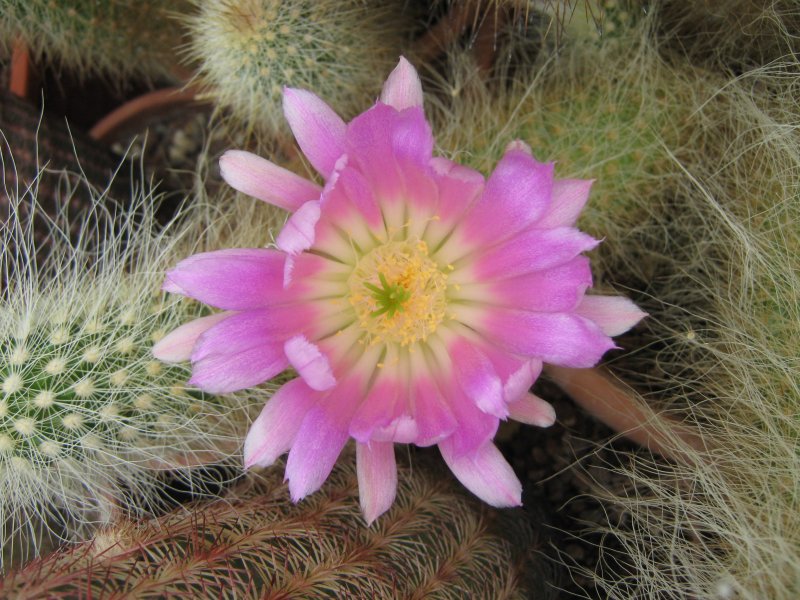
[155,58,646,524]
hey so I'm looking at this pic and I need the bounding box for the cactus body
[0,1,189,83]
[183,0,410,136]
[2,451,557,599]
[0,164,269,569]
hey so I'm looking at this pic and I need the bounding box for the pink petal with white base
[536,178,594,228]
[380,57,423,110]
[219,150,321,212]
[357,441,397,525]
[244,378,318,468]
[487,257,593,312]
[189,308,305,393]
[285,380,362,501]
[284,334,336,391]
[473,227,599,281]
[508,393,557,427]
[412,378,458,446]
[283,88,346,179]
[576,295,648,336]
[152,312,231,363]
[440,441,522,507]
[276,201,321,255]
[163,249,286,310]
[464,147,554,243]
[450,339,507,418]
[482,310,616,368]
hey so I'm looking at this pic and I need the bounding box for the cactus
[0,159,280,569]
[429,28,683,248]
[1,450,558,599]
[183,0,410,137]
[0,0,190,83]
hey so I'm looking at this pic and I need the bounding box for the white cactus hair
[0,137,276,569]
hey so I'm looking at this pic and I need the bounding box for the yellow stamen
[348,239,448,347]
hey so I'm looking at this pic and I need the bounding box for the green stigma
[363,272,412,319]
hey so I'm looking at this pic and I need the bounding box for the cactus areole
[156,57,645,524]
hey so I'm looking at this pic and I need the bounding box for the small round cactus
[0,0,190,83]
[0,169,272,569]
[183,0,410,136]
[2,451,559,599]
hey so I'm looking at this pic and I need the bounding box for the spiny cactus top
[155,57,646,523]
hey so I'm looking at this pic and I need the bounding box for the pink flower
[155,58,646,524]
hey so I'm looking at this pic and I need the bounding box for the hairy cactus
[0,161,276,569]
[1,450,558,599]
[430,30,682,247]
[183,0,410,136]
[0,0,189,83]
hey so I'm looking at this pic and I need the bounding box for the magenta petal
[450,339,507,418]
[440,441,522,507]
[188,309,300,393]
[380,56,423,111]
[283,87,346,179]
[152,312,232,363]
[276,201,321,255]
[475,227,600,281]
[244,378,318,468]
[356,441,397,525]
[536,178,594,228]
[163,249,286,310]
[284,334,336,391]
[576,295,647,336]
[482,310,616,368]
[508,393,556,427]
[285,380,362,501]
[503,358,542,404]
[219,150,321,212]
[490,257,593,312]
[465,147,554,243]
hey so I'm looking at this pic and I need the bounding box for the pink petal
[442,383,499,457]
[413,378,458,446]
[345,104,433,201]
[536,178,594,228]
[380,56,423,111]
[356,441,397,525]
[482,310,616,368]
[472,342,543,403]
[152,312,232,363]
[283,88,346,179]
[189,308,304,393]
[350,378,401,443]
[464,147,554,243]
[475,227,600,281]
[219,150,321,212]
[507,393,556,427]
[276,201,321,255]
[575,295,647,336]
[488,257,593,312]
[503,358,543,404]
[439,441,522,507]
[450,338,507,418]
[163,249,286,310]
[284,334,336,391]
[285,379,363,501]
[244,378,318,468]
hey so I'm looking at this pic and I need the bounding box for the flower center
[348,239,448,346]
